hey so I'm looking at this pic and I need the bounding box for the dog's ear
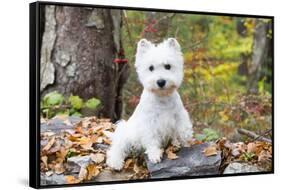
[136,39,153,57]
[165,38,181,52]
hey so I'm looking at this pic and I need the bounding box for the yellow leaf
[65,175,81,184]
[219,111,229,122]
[86,164,101,180]
[78,136,91,145]
[102,137,112,145]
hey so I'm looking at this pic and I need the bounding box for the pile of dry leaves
[40,116,272,184]
[199,137,272,171]
[40,116,151,184]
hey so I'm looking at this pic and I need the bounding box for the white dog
[106,38,193,170]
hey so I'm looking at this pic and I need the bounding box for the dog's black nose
[157,79,166,88]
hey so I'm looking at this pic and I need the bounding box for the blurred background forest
[40,6,273,142]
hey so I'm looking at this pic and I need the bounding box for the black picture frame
[30,1,274,189]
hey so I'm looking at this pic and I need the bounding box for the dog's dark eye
[164,64,171,70]
[149,65,154,72]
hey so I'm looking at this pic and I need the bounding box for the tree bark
[40,5,128,121]
[247,19,270,93]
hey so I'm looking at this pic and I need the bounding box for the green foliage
[241,152,255,161]
[41,91,101,119]
[42,91,64,106]
[195,128,220,142]
[69,95,83,110]
[85,98,101,109]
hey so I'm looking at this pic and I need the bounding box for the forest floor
[40,115,272,185]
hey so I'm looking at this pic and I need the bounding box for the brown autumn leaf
[41,156,48,167]
[96,137,103,143]
[102,137,112,145]
[65,175,81,184]
[247,142,257,153]
[166,146,178,160]
[86,164,101,180]
[78,136,91,145]
[124,159,134,169]
[56,147,67,164]
[42,137,56,151]
[68,134,83,141]
[75,126,84,134]
[78,167,88,180]
[133,163,140,173]
[90,153,105,164]
[258,150,272,163]
[80,142,93,150]
[203,145,217,156]
[54,163,65,174]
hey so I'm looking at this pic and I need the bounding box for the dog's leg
[144,138,163,163]
[106,138,129,170]
[176,109,193,147]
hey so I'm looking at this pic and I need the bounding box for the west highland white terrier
[106,38,193,170]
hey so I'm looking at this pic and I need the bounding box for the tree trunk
[40,5,128,121]
[247,19,270,93]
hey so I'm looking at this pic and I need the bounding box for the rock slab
[223,162,261,174]
[146,143,221,179]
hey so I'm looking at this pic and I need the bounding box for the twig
[237,128,272,143]
[253,128,272,141]
[122,10,134,48]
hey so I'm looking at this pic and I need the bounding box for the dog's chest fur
[131,90,183,140]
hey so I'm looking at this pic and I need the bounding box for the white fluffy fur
[106,38,193,170]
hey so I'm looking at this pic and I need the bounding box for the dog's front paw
[106,156,124,171]
[147,149,163,164]
[106,149,124,170]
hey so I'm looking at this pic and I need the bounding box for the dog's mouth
[150,85,177,97]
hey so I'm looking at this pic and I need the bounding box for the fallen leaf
[258,150,272,162]
[124,159,134,169]
[102,137,111,145]
[45,170,54,177]
[65,175,81,184]
[78,167,88,180]
[90,153,105,164]
[54,163,65,174]
[78,136,91,145]
[86,164,101,180]
[203,145,217,156]
[42,131,55,137]
[133,163,140,173]
[96,137,103,143]
[41,156,48,167]
[247,142,256,153]
[42,137,56,151]
[166,146,178,160]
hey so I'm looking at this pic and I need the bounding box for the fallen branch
[237,128,272,143]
